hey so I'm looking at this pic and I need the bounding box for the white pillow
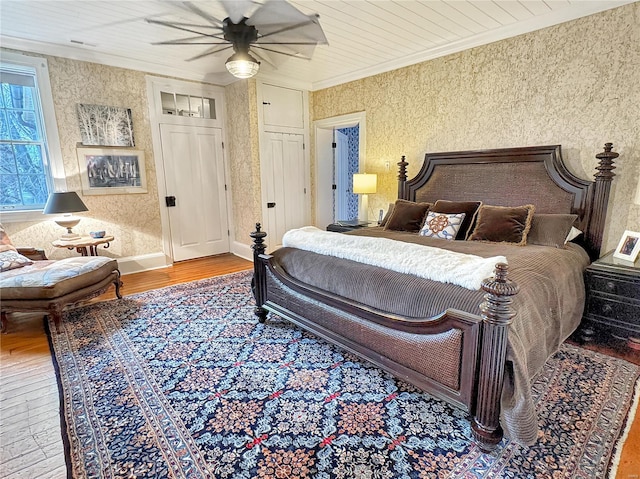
[419,212,466,240]
[565,226,583,244]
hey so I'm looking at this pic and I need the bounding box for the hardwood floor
[1,252,638,478]
[0,253,251,479]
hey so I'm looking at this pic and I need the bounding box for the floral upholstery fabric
[0,223,17,253]
[1,256,118,300]
[419,212,466,240]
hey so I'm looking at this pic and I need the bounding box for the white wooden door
[160,124,229,261]
[263,132,306,248]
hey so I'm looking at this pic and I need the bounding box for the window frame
[0,51,66,222]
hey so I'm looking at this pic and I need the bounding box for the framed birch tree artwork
[77,104,135,147]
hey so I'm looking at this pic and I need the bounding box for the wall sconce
[43,191,88,240]
[353,173,377,221]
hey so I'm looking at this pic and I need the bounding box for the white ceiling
[0,0,633,91]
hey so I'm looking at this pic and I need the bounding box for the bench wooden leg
[47,305,64,334]
[114,270,123,299]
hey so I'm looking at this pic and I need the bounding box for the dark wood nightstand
[581,251,640,347]
[326,222,373,233]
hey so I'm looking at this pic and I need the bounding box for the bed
[250,143,618,452]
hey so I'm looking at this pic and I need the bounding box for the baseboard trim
[117,252,169,275]
[232,241,253,262]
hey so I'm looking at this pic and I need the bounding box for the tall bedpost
[250,223,268,323]
[472,263,519,452]
[587,143,617,260]
[397,155,409,200]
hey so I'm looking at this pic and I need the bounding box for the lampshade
[352,173,377,194]
[225,51,260,79]
[43,191,88,215]
[44,192,88,240]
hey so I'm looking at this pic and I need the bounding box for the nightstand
[581,251,640,346]
[52,235,114,256]
[326,222,372,233]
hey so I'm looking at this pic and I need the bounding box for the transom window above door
[160,91,216,119]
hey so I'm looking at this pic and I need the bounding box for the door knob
[267,202,276,208]
[165,196,176,207]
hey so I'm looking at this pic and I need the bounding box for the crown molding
[0,35,234,86]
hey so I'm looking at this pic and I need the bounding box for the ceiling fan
[146,0,328,79]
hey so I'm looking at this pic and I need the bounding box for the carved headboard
[397,144,618,261]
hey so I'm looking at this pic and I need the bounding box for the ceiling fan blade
[181,1,225,26]
[153,35,208,45]
[146,18,225,40]
[247,1,328,50]
[257,18,316,40]
[246,0,309,28]
[154,40,230,45]
[250,48,277,68]
[220,0,256,24]
[186,45,233,62]
[252,44,312,61]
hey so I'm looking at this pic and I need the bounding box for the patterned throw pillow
[419,212,466,240]
[0,223,17,253]
[0,250,34,272]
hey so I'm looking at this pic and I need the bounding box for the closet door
[262,132,306,248]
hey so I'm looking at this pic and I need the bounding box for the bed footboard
[250,223,518,452]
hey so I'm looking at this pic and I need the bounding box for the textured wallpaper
[312,3,639,253]
[225,79,262,244]
[1,53,163,260]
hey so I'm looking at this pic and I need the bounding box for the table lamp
[353,173,377,221]
[43,191,88,240]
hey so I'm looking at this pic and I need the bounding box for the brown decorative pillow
[468,204,535,245]
[379,203,395,227]
[527,214,578,248]
[384,199,431,232]
[431,200,482,240]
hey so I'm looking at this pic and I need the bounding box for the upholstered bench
[0,255,122,333]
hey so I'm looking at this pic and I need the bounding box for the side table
[52,235,114,256]
[581,251,640,349]
[327,222,374,233]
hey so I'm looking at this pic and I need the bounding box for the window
[160,91,216,119]
[0,52,64,221]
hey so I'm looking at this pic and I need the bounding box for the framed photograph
[77,147,147,195]
[613,230,640,263]
[77,104,135,147]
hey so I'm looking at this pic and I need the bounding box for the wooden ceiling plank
[519,0,554,16]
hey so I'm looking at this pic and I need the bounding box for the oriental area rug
[47,271,639,479]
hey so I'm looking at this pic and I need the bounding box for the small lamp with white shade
[43,191,88,240]
[352,173,377,222]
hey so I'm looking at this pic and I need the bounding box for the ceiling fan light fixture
[225,51,260,79]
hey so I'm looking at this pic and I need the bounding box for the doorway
[314,112,366,228]
[146,76,231,263]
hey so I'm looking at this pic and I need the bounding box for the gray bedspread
[270,227,590,445]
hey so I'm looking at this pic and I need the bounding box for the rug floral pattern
[49,272,639,479]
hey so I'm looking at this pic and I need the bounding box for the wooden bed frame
[250,143,617,451]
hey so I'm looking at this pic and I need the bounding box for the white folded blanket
[282,226,507,290]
